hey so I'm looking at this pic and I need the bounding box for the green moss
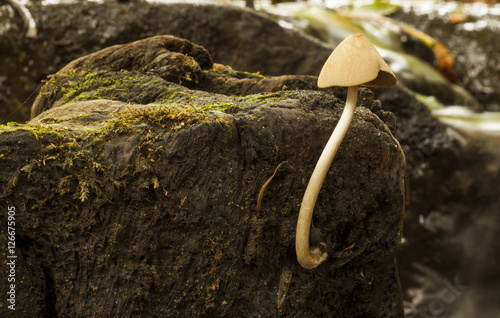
[195,102,236,113]
[40,114,90,124]
[38,69,185,107]
[0,123,64,140]
[244,91,288,105]
[0,122,21,129]
[97,105,210,135]
[231,70,266,79]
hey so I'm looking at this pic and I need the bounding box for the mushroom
[295,33,396,269]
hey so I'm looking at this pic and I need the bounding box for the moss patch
[0,100,235,204]
[38,69,186,108]
[244,91,288,105]
[100,105,210,134]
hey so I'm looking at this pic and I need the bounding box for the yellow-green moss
[195,102,236,113]
[38,69,185,107]
[244,91,288,105]
[231,70,265,79]
[1,101,235,203]
[98,105,211,135]
[206,68,266,80]
[0,123,66,140]
[40,114,91,124]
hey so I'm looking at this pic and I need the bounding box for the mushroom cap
[318,33,397,88]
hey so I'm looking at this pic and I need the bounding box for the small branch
[255,161,287,219]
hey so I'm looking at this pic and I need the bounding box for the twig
[255,161,287,219]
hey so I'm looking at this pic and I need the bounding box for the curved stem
[296,86,358,269]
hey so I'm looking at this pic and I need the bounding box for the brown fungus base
[0,35,405,317]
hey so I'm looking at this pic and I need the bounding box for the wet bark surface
[0,35,406,317]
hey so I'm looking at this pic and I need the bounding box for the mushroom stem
[296,85,358,269]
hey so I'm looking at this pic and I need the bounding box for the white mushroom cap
[318,33,397,88]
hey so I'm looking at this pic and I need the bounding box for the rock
[0,35,405,317]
